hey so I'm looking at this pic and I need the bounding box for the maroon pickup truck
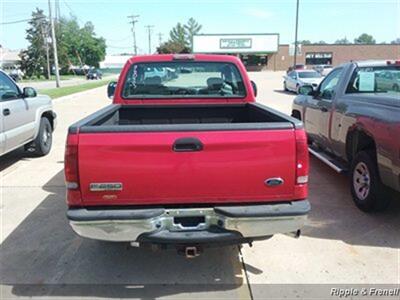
[65,54,310,256]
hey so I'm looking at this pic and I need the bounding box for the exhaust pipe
[284,229,301,239]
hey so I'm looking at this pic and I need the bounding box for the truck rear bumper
[67,200,310,244]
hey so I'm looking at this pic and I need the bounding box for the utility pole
[40,21,51,79]
[128,15,139,55]
[145,25,154,54]
[158,32,163,46]
[48,0,60,87]
[293,0,300,67]
[56,0,61,22]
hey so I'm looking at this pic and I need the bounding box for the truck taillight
[65,134,79,190]
[295,129,309,184]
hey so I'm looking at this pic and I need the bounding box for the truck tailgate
[78,129,296,206]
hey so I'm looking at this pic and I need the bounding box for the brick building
[268,44,400,71]
[192,34,400,71]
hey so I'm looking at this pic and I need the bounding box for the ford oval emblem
[265,178,284,187]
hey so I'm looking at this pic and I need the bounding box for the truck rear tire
[33,117,53,156]
[350,150,390,212]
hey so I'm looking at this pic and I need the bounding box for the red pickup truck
[65,54,310,255]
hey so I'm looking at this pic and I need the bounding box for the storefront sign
[220,38,252,49]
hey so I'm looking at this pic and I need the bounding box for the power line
[0,16,45,25]
[127,14,139,55]
[106,45,133,49]
[106,35,132,43]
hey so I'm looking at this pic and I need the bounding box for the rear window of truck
[121,62,246,99]
[346,66,400,94]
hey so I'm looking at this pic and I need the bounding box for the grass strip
[39,80,109,99]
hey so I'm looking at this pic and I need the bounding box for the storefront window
[305,52,333,65]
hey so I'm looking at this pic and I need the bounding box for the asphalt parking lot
[0,71,399,299]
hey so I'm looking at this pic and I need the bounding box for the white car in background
[313,64,333,76]
[283,70,323,93]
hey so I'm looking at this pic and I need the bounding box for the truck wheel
[33,117,53,156]
[350,150,390,212]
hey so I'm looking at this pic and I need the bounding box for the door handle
[173,137,203,152]
[3,108,10,116]
[320,107,328,112]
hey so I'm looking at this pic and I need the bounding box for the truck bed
[69,103,300,133]
[69,103,305,207]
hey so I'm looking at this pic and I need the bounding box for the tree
[335,37,350,44]
[315,40,327,44]
[354,33,376,44]
[298,40,311,45]
[19,8,50,78]
[184,18,202,48]
[169,23,187,47]
[20,11,106,76]
[157,40,190,54]
[56,17,106,71]
[168,18,202,50]
[391,38,400,44]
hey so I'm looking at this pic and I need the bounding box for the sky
[1,0,400,55]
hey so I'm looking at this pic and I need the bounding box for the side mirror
[23,87,37,98]
[298,85,315,96]
[107,81,117,99]
[251,80,257,97]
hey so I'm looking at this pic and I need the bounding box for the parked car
[8,69,24,82]
[376,70,400,91]
[0,70,56,157]
[86,69,102,80]
[286,64,306,74]
[283,70,323,93]
[143,67,168,81]
[292,60,400,212]
[313,65,333,76]
[65,54,310,256]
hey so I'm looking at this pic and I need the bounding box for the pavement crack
[238,245,254,300]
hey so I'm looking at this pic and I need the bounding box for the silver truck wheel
[353,162,370,200]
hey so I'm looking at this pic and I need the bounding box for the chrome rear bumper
[67,200,310,244]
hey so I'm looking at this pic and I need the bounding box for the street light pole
[158,33,163,46]
[145,25,154,54]
[48,0,60,87]
[293,0,300,67]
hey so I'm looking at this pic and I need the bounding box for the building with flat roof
[0,46,21,71]
[269,43,400,71]
[192,34,400,71]
[99,54,132,73]
[193,33,279,71]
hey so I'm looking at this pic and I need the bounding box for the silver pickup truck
[0,70,56,157]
